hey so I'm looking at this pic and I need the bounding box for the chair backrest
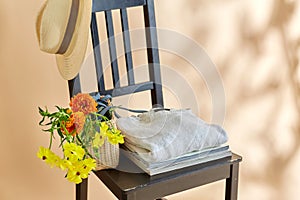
[68,0,164,108]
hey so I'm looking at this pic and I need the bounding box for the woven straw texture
[90,140,119,170]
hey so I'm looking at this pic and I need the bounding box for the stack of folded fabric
[116,109,232,175]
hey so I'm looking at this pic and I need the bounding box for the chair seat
[93,153,242,200]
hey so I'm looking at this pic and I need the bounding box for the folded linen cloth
[116,109,228,163]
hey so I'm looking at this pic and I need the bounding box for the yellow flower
[37,146,59,167]
[51,154,63,168]
[100,122,109,133]
[66,169,86,184]
[66,158,96,184]
[106,129,125,145]
[92,132,106,148]
[63,142,85,162]
[56,159,69,170]
[80,158,96,174]
[107,133,124,145]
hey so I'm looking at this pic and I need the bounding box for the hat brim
[56,0,92,80]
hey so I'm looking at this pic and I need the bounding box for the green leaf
[38,116,46,125]
[57,126,64,138]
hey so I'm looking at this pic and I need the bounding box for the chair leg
[225,163,239,200]
[76,178,88,200]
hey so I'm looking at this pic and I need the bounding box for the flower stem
[49,132,53,149]
[76,134,94,159]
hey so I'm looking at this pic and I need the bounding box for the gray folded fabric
[116,109,228,163]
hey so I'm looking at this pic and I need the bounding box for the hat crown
[36,0,92,80]
[37,0,72,53]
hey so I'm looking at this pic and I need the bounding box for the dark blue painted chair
[68,0,242,199]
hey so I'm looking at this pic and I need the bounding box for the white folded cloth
[116,109,228,163]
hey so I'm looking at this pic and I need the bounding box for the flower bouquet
[37,93,124,184]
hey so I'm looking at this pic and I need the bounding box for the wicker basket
[89,139,119,170]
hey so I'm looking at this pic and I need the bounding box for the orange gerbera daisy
[73,112,85,134]
[61,112,85,136]
[70,93,97,115]
[61,114,76,135]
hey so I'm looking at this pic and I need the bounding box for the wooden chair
[68,0,242,199]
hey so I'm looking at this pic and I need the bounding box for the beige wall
[1,0,300,200]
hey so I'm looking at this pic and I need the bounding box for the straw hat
[36,0,92,80]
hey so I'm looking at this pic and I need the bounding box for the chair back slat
[120,8,135,85]
[68,75,81,97]
[92,0,146,12]
[143,0,163,106]
[91,13,105,92]
[105,10,120,88]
